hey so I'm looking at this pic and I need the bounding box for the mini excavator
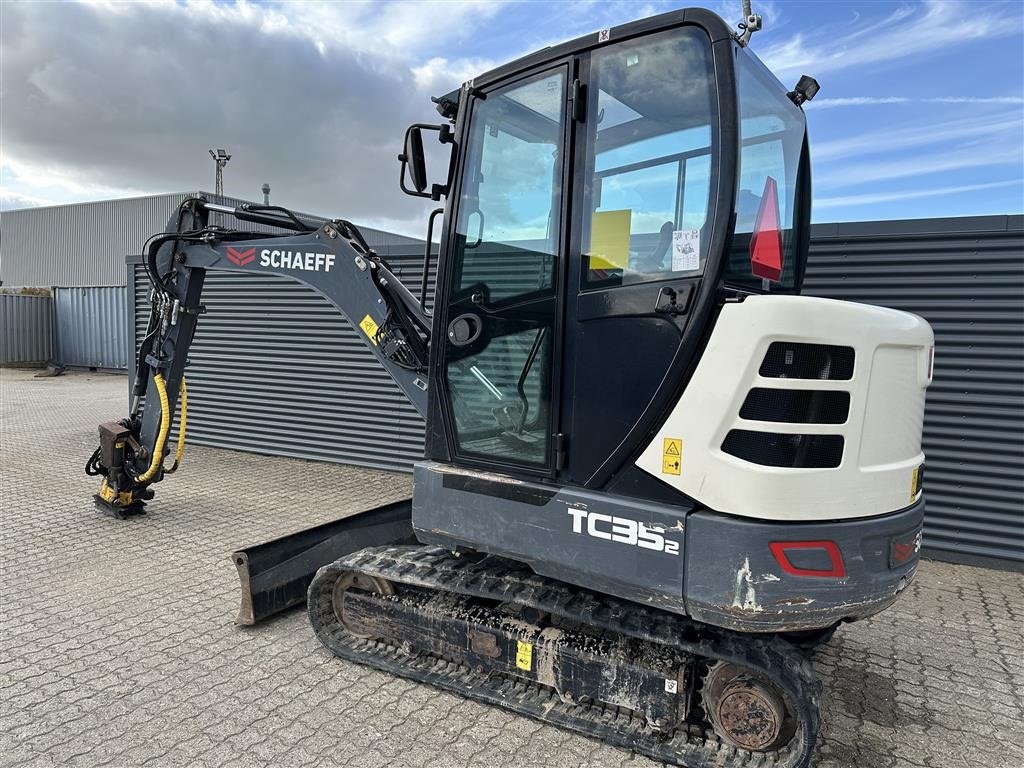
[86,6,934,766]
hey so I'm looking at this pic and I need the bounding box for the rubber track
[308,545,821,768]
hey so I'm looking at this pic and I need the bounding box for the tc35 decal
[566,508,680,555]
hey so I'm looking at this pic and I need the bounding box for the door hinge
[553,433,568,470]
[571,79,587,123]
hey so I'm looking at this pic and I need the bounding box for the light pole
[208,148,231,200]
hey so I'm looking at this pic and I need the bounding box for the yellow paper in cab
[589,209,631,271]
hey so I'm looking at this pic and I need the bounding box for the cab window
[453,71,565,304]
[581,27,718,288]
[726,49,807,292]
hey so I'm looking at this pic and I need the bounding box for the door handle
[447,313,482,346]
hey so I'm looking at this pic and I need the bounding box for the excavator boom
[87,197,431,617]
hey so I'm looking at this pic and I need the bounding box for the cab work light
[769,540,846,578]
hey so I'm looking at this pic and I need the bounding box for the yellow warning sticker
[662,437,682,476]
[589,209,632,271]
[359,314,379,346]
[515,640,533,671]
[910,466,920,503]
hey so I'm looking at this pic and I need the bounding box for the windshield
[580,26,719,288]
[726,48,808,292]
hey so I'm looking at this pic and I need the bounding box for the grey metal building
[2,192,422,287]
[124,214,1022,569]
[1,192,420,368]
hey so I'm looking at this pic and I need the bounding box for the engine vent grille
[759,342,854,380]
[722,430,844,468]
[739,388,851,424]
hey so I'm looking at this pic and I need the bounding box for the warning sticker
[910,466,920,503]
[359,314,379,346]
[671,229,700,272]
[515,640,533,671]
[662,437,682,476]
[664,678,678,694]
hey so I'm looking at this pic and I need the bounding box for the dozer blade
[232,498,415,625]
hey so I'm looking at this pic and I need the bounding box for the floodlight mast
[208,148,231,199]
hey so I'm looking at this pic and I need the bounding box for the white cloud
[759,0,1019,80]
[815,179,1022,209]
[3,159,149,201]
[0,190,58,212]
[808,96,1024,110]
[3,0,1021,229]
[806,97,913,109]
[412,56,498,95]
[927,96,1024,105]
[812,114,1022,162]
[1,0,507,234]
[816,145,1022,189]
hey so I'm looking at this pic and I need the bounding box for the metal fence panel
[0,293,53,365]
[53,287,129,370]
[804,215,1023,566]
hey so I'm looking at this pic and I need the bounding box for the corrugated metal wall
[2,192,423,287]
[130,215,1023,567]
[53,287,129,370]
[803,215,1023,566]
[129,246,434,472]
[0,292,53,365]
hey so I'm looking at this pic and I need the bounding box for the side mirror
[399,123,454,201]
[403,127,428,194]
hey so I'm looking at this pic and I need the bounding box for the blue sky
[2,0,1022,231]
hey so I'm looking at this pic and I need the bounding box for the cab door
[434,63,573,477]
[562,25,722,490]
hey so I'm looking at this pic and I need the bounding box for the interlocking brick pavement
[2,368,1022,768]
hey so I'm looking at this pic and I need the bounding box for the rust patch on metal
[469,629,500,658]
[703,662,792,752]
[769,596,815,607]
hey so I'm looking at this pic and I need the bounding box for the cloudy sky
[2,0,1022,234]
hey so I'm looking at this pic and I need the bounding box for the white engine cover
[636,295,934,521]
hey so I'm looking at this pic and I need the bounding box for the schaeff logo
[225,247,255,266]
[224,246,335,272]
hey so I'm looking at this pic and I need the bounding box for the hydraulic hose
[135,373,171,483]
[163,377,187,475]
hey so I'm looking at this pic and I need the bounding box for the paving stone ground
[1,368,1022,768]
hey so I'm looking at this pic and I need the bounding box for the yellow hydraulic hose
[163,377,187,474]
[136,373,170,483]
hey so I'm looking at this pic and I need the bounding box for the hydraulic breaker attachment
[231,498,415,625]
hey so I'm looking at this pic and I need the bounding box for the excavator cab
[87,8,933,767]
[405,13,813,492]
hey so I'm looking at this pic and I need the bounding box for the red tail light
[750,176,783,282]
[769,540,846,578]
